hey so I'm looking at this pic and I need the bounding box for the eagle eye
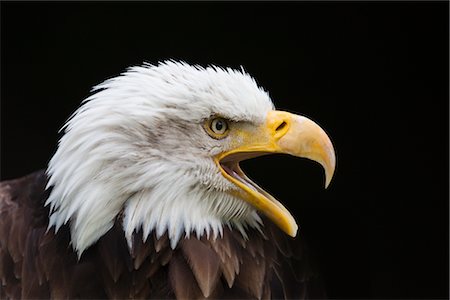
[204,117,230,139]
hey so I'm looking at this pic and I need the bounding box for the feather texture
[181,238,221,297]
[169,253,203,299]
[0,171,326,299]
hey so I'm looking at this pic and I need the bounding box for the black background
[1,2,448,299]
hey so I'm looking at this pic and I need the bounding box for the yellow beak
[215,110,336,237]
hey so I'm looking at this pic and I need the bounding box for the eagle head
[45,61,335,255]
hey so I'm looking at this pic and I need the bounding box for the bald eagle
[0,61,335,299]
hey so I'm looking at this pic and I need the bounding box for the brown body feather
[0,171,325,299]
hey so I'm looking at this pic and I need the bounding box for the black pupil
[215,120,224,131]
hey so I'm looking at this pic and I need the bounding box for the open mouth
[219,153,271,198]
[220,161,264,195]
[216,151,298,236]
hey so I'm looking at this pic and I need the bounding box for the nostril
[275,121,287,132]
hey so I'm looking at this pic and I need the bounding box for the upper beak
[215,110,336,237]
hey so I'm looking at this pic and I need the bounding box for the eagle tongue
[221,162,259,193]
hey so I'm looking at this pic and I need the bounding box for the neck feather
[47,163,261,255]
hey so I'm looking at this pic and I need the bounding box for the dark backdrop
[1,2,448,299]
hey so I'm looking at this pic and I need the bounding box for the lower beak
[215,110,336,237]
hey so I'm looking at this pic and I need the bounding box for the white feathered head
[46,61,335,255]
